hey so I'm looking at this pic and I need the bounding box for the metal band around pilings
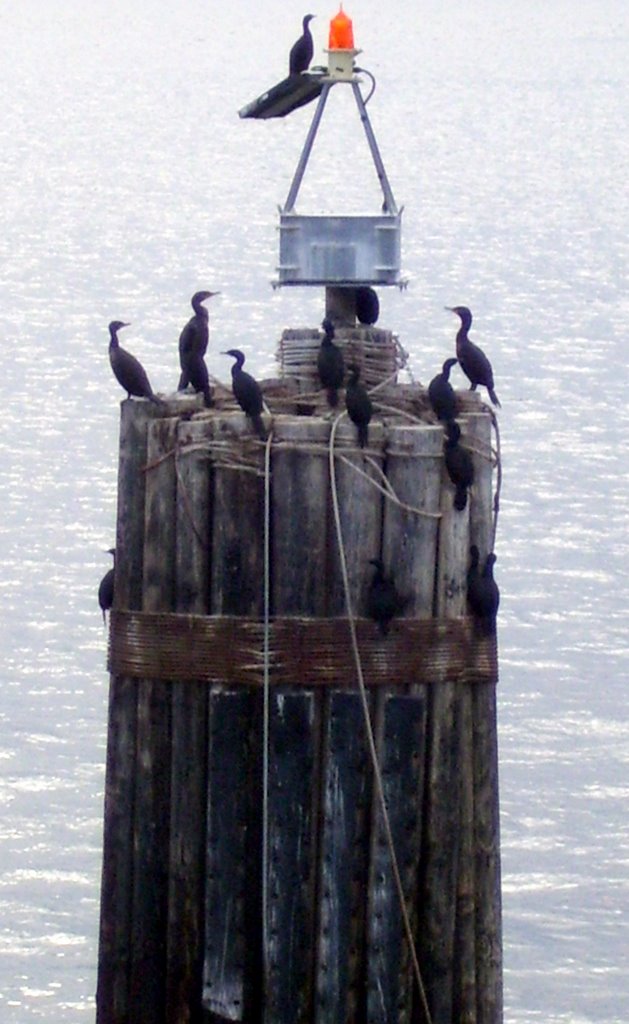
[107,610,497,688]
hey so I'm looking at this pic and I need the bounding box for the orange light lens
[329,7,354,49]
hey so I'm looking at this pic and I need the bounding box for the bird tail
[326,387,339,408]
[454,485,468,511]
[148,393,166,406]
[252,414,267,441]
[102,610,106,626]
[481,614,497,637]
[488,388,501,408]
[203,387,213,409]
[177,371,189,391]
[358,423,368,449]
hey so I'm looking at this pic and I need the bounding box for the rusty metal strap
[107,610,497,687]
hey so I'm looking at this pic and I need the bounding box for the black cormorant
[467,546,500,635]
[108,321,161,404]
[98,548,115,625]
[185,350,213,408]
[317,317,345,407]
[446,306,501,407]
[355,287,380,326]
[223,349,266,440]
[178,290,219,390]
[345,366,373,448]
[367,558,408,635]
[428,357,458,421]
[444,419,474,511]
[289,14,315,75]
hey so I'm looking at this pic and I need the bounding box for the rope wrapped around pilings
[108,609,497,688]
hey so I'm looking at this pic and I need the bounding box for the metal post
[283,84,332,213]
[352,80,398,214]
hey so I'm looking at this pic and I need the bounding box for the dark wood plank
[203,689,252,1020]
[204,413,266,1023]
[315,419,383,1022]
[264,419,331,1023]
[265,691,318,1024]
[467,411,503,1024]
[97,400,158,1024]
[416,434,469,1024]
[166,419,213,1024]
[382,424,443,615]
[315,692,372,1023]
[378,424,442,1024]
[366,694,427,1024]
[270,417,330,615]
[128,416,178,1023]
[327,419,384,616]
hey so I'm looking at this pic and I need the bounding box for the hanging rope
[490,409,502,551]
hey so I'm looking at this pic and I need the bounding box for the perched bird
[345,366,373,448]
[185,349,213,408]
[467,546,500,635]
[444,419,474,511]
[178,290,219,390]
[446,306,500,407]
[355,286,380,326]
[223,349,266,440]
[428,357,458,421]
[108,321,162,404]
[367,558,408,635]
[317,317,345,407]
[289,14,315,75]
[98,549,116,625]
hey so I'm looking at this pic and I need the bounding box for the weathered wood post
[98,356,502,1024]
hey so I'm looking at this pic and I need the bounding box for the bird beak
[209,291,221,297]
[444,307,454,313]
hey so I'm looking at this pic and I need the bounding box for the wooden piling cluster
[97,358,502,1024]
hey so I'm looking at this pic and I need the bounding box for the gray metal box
[278,212,402,286]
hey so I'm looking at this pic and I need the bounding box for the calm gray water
[0,1,627,1020]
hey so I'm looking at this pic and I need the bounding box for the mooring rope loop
[336,451,443,520]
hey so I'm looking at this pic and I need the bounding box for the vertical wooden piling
[204,412,266,1021]
[166,418,212,1024]
[265,417,330,1024]
[98,383,502,1024]
[315,419,384,1024]
[417,412,471,1024]
[97,401,158,1024]
[129,416,178,1022]
[369,424,442,1024]
[467,411,503,1024]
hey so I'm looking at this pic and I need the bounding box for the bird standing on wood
[446,306,500,407]
[289,14,315,75]
[355,286,380,326]
[223,349,267,440]
[467,546,500,635]
[428,357,458,422]
[317,317,345,407]
[444,419,474,511]
[178,290,219,390]
[367,558,408,635]
[345,366,373,448]
[108,321,162,404]
[98,548,116,625]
